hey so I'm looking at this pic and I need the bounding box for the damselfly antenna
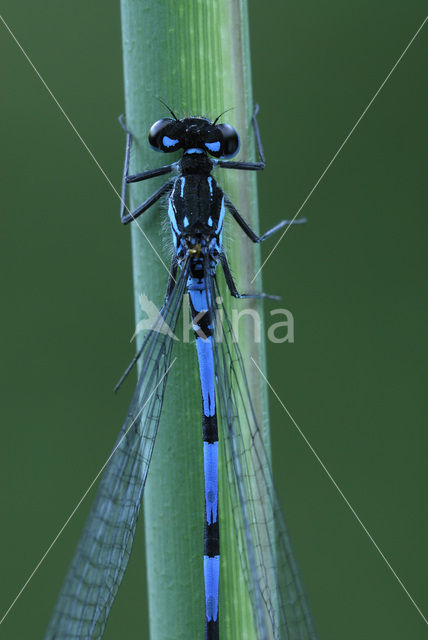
[156,97,179,121]
[213,106,234,125]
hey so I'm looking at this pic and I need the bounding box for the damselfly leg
[119,115,176,224]
[217,104,266,171]
[220,253,280,300]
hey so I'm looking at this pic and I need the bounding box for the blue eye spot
[162,136,179,148]
[205,141,221,153]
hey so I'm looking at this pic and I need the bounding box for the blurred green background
[1,2,427,638]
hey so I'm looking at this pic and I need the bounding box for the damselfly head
[148,115,240,158]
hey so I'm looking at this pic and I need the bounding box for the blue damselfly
[45,105,317,640]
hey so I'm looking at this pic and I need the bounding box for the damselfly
[45,105,318,640]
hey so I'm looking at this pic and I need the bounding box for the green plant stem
[120,2,269,638]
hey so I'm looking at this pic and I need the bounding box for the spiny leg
[121,180,175,225]
[220,253,280,300]
[217,104,266,171]
[216,105,306,241]
[119,115,176,224]
[224,195,306,244]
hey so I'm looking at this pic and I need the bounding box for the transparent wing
[209,276,318,640]
[45,261,189,640]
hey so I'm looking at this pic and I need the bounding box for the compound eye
[217,123,240,158]
[148,118,182,152]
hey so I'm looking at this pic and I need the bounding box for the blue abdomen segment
[204,555,220,622]
[196,337,215,417]
[189,281,216,418]
[188,278,211,316]
[204,442,218,525]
